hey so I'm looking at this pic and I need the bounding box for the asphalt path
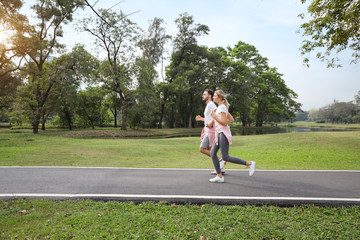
[0,167,359,206]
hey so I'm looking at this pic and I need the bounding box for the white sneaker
[210,159,226,175]
[209,176,224,183]
[219,159,225,169]
[210,169,225,175]
[248,161,256,176]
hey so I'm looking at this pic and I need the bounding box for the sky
[21,0,360,111]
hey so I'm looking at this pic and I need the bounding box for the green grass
[0,128,359,169]
[1,199,359,239]
[282,121,360,130]
[1,127,359,238]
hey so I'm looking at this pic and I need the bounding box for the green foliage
[1,4,303,132]
[1,199,359,239]
[299,0,360,67]
[76,87,109,129]
[79,8,140,130]
[309,99,359,123]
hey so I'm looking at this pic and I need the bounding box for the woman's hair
[215,90,230,109]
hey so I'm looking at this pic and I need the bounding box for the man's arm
[195,115,204,122]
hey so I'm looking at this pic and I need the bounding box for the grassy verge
[281,121,360,130]
[1,199,359,239]
[0,128,359,169]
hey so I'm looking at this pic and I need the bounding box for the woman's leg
[210,139,221,174]
[219,133,247,165]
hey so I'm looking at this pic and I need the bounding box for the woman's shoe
[209,176,224,183]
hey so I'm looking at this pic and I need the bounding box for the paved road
[0,167,359,206]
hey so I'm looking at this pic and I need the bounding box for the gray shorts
[200,134,210,149]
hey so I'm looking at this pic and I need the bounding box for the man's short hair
[205,89,214,98]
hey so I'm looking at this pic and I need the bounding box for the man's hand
[196,115,204,121]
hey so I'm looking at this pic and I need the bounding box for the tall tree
[223,41,268,126]
[48,44,98,130]
[162,12,209,128]
[79,9,140,130]
[0,0,26,78]
[0,0,26,112]
[222,41,301,126]
[131,17,171,128]
[299,0,360,67]
[7,0,85,133]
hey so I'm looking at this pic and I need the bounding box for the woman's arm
[210,110,228,126]
[206,119,214,128]
[227,113,234,124]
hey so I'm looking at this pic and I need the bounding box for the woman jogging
[207,90,256,183]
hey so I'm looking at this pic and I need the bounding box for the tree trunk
[65,110,72,130]
[121,108,127,130]
[114,108,117,128]
[32,108,41,134]
[158,102,165,128]
[32,119,40,134]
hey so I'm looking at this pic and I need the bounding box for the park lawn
[1,128,359,239]
[286,121,360,130]
[0,128,359,170]
[1,199,359,239]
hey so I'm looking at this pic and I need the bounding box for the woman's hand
[210,110,216,118]
[207,120,214,128]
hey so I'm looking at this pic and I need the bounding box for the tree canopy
[299,0,360,67]
[0,3,303,132]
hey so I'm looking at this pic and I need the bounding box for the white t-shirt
[204,101,217,126]
[214,104,228,126]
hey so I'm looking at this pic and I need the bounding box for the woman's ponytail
[215,90,230,109]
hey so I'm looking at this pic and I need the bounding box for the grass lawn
[282,121,360,130]
[1,199,359,239]
[0,128,359,169]
[1,127,359,239]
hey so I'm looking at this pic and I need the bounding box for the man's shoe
[211,169,225,175]
[219,159,225,169]
[209,176,224,183]
[248,161,256,176]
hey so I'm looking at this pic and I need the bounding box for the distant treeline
[296,92,360,123]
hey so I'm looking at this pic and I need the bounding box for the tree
[253,68,301,126]
[223,41,268,126]
[5,0,85,133]
[0,0,25,113]
[299,0,360,67]
[48,44,98,130]
[161,13,209,128]
[355,90,360,108]
[221,41,301,126]
[130,17,171,128]
[103,92,121,128]
[0,0,26,78]
[0,69,21,111]
[77,86,108,129]
[79,8,140,130]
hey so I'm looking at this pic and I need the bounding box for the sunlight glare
[0,26,11,45]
